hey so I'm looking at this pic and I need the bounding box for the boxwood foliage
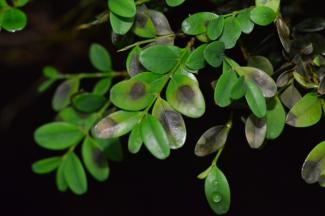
[27,0,325,215]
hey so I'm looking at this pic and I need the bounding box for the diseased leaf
[110,79,153,111]
[276,70,293,88]
[280,84,302,109]
[245,115,267,149]
[126,46,145,77]
[152,98,186,149]
[166,74,205,118]
[286,92,322,127]
[146,9,173,36]
[141,115,170,160]
[82,137,109,181]
[64,152,87,195]
[52,79,80,111]
[302,141,325,185]
[34,122,84,150]
[195,125,230,157]
[295,18,325,33]
[133,12,156,38]
[205,166,231,215]
[247,56,273,75]
[92,111,142,139]
[236,66,277,98]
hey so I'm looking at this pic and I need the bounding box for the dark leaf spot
[130,82,146,100]
[176,85,195,103]
[159,110,183,132]
[91,149,107,168]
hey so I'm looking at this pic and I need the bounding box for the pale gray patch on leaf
[146,9,173,35]
[245,115,266,149]
[280,84,302,109]
[92,117,116,139]
[301,161,321,184]
[176,85,195,103]
[129,81,146,100]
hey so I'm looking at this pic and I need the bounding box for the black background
[1,0,325,215]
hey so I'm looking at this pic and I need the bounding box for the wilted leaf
[245,115,267,149]
[152,98,186,149]
[195,125,230,157]
[295,18,325,33]
[280,84,302,109]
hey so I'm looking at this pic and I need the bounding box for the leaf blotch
[93,117,116,139]
[130,81,146,100]
[301,161,321,184]
[176,85,195,103]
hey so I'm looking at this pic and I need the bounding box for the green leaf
[93,111,142,139]
[250,6,276,26]
[89,43,112,72]
[152,98,186,149]
[166,74,205,118]
[56,161,68,192]
[110,79,153,111]
[52,78,80,111]
[38,79,56,93]
[207,16,224,40]
[64,152,87,195]
[109,12,134,35]
[245,80,267,118]
[185,44,207,70]
[1,8,27,32]
[195,125,230,157]
[237,9,254,34]
[236,66,277,98]
[231,76,247,100]
[139,45,179,74]
[126,46,145,77]
[32,157,61,174]
[265,97,286,140]
[72,93,105,113]
[43,66,59,78]
[34,122,84,150]
[13,0,29,7]
[141,115,170,160]
[58,107,97,131]
[205,166,231,215]
[99,138,123,162]
[133,12,156,38]
[255,0,280,13]
[219,16,241,49]
[302,141,325,186]
[286,93,322,127]
[82,137,109,181]
[204,41,225,68]
[166,0,185,7]
[247,56,273,75]
[181,12,218,35]
[245,115,267,149]
[128,124,143,154]
[214,62,238,107]
[93,78,112,95]
[108,0,136,18]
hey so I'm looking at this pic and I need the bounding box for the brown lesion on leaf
[176,85,195,103]
[286,112,297,126]
[91,148,107,168]
[129,81,146,100]
[301,161,321,184]
[159,110,183,132]
[93,117,116,139]
[135,13,147,28]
